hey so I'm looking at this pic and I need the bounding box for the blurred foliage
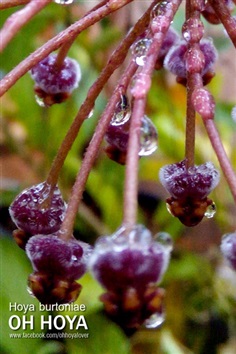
[1,2,236,354]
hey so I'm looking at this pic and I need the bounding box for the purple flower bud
[26,234,92,281]
[159,159,220,200]
[31,54,81,94]
[221,232,236,271]
[164,38,217,82]
[89,225,172,293]
[159,160,220,226]
[9,182,66,236]
[30,54,81,106]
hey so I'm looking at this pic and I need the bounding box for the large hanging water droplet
[204,202,216,218]
[131,39,152,66]
[155,232,173,251]
[139,116,158,156]
[144,311,165,329]
[111,94,131,126]
[54,0,74,4]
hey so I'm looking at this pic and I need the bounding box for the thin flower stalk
[184,1,203,168]
[0,0,29,10]
[0,0,52,52]
[123,0,183,228]
[208,0,236,47]
[204,119,236,204]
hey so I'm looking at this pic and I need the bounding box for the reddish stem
[204,119,236,205]
[123,0,182,228]
[0,0,30,10]
[208,0,236,47]
[0,0,52,52]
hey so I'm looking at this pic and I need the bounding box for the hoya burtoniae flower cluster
[2,0,236,334]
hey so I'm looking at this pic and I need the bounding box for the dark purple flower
[159,159,219,200]
[159,160,219,226]
[89,225,172,329]
[26,233,93,304]
[26,234,92,281]
[31,54,81,94]
[9,182,66,237]
[89,225,172,293]
[164,38,217,81]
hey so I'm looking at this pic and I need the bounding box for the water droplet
[54,0,74,4]
[144,311,165,329]
[231,106,236,123]
[131,39,152,66]
[182,18,204,44]
[27,286,35,298]
[111,94,131,126]
[35,95,47,107]
[130,73,151,99]
[95,236,113,253]
[166,202,175,216]
[155,232,173,251]
[204,202,216,218]
[87,109,94,119]
[71,255,78,262]
[113,234,128,251]
[129,225,152,248]
[151,0,174,20]
[139,116,158,156]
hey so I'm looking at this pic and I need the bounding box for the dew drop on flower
[131,39,152,66]
[111,94,131,126]
[166,202,174,216]
[54,0,74,4]
[204,202,216,218]
[35,95,47,107]
[139,116,158,156]
[151,1,170,19]
[154,232,173,251]
[27,286,35,297]
[144,311,165,329]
